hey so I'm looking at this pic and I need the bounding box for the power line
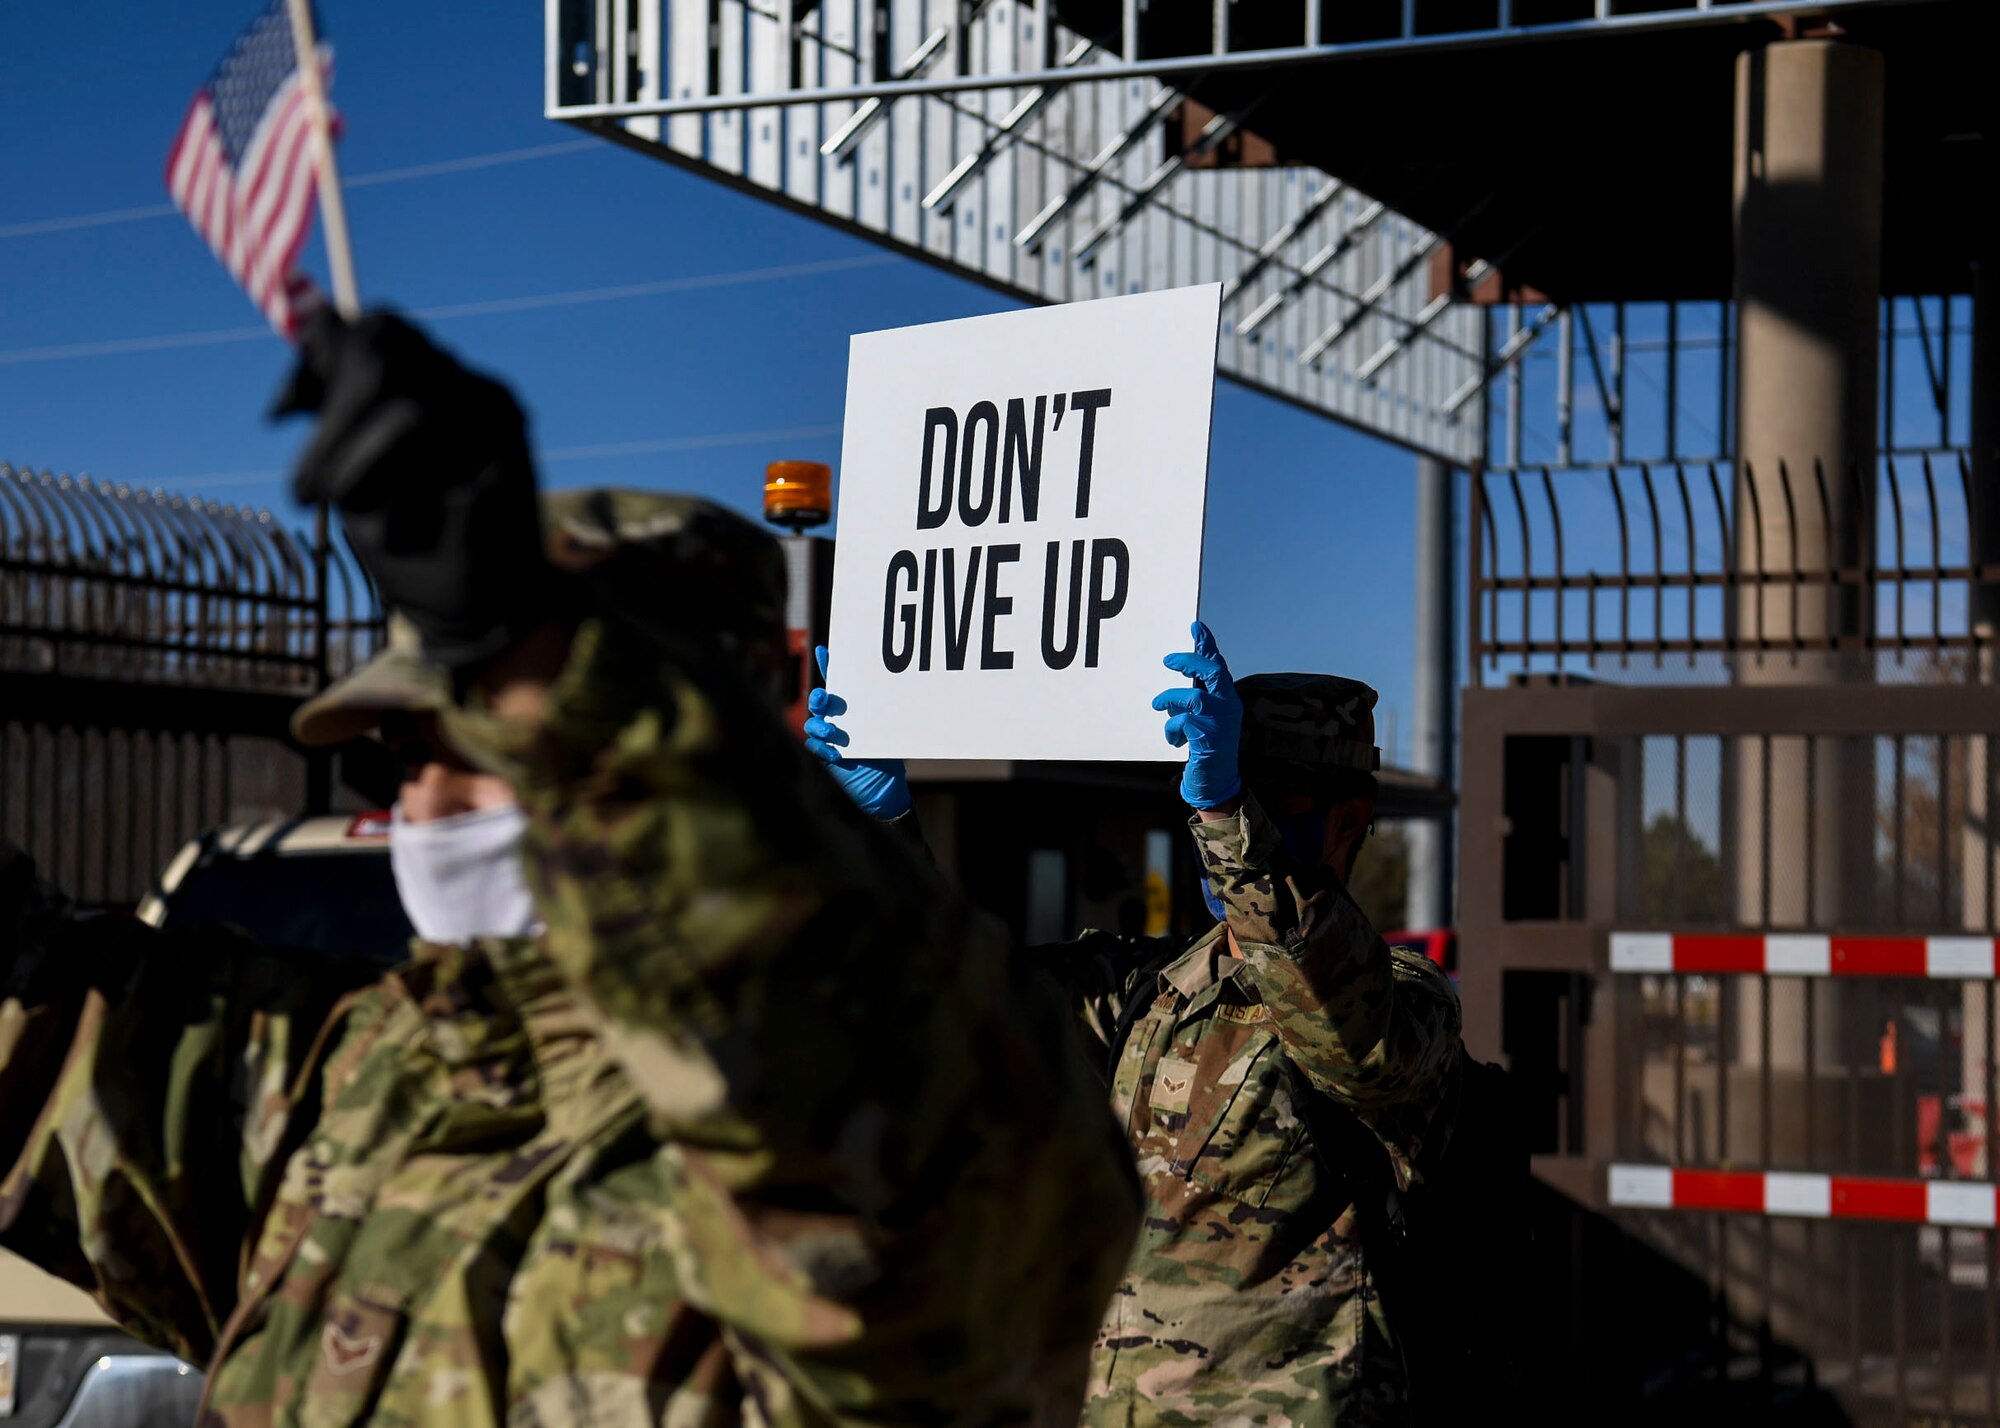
[0,324,271,365]
[0,138,602,241]
[105,422,844,492]
[345,139,599,189]
[1625,359,1722,456]
[410,254,896,321]
[0,200,178,241]
[0,253,899,365]
[542,424,841,462]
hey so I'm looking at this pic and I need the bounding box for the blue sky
[10,3,1972,770]
[0,0,1450,763]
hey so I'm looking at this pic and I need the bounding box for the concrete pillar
[1731,38,1884,936]
[1720,59,1892,1364]
[1407,454,1456,929]
[1731,41,1883,1102]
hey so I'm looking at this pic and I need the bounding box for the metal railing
[4,466,386,908]
[1605,957,2000,1421]
[1460,605,2000,1416]
[1471,450,1995,682]
[1,462,381,692]
[1601,1204,2000,1419]
[549,0,1940,118]
[1613,964,1996,1178]
[1482,295,1978,474]
[1624,730,1996,935]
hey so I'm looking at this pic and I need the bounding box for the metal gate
[1461,442,2000,1420]
[1,462,381,909]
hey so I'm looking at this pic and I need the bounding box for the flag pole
[283,0,351,779]
[284,0,359,318]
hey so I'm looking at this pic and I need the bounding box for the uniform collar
[400,935,602,1108]
[1157,922,1235,1001]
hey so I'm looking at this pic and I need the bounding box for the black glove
[276,308,551,675]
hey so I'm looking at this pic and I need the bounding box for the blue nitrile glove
[804,646,913,819]
[1153,621,1243,810]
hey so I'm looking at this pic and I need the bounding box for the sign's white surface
[825,285,1220,762]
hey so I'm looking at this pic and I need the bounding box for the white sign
[826,285,1220,761]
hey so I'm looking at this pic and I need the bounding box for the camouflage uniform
[0,491,1140,1427]
[1040,674,1464,1427]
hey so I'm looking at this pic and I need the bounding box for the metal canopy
[1044,0,1981,303]
[547,0,1498,462]
[550,1,1979,319]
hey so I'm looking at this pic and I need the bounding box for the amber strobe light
[764,460,832,532]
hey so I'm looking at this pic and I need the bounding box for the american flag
[166,2,334,338]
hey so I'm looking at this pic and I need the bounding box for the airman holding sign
[809,282,1473,1423]
[824,285,1222,762]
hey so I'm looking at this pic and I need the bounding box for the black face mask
[1273,808,1331,866]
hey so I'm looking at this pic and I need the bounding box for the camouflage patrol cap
[539,487,786,646]
[291,489,786,747]
[1234,672,1382,801]
[291,612,446,747]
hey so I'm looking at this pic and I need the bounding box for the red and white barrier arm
[1610,932,1999,979]
[1609,1164,1998,1226]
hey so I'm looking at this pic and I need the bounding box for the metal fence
[1,463,380,690]
[1471,450,1996,682]
[1596,952,2000,1423]
[1499,725,2000,935]
[1483,294,1979,475]
[1459,437,2000,1417]
[1588,1200,2000,1420]
[2,464,381,908]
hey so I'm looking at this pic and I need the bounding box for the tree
[1641,813,1727,924]
[1348,822,1410,931]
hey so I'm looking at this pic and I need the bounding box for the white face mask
[390,803,540,945]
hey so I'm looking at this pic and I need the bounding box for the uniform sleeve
[877,807,931,857]
[443,614,1140,1425]
[1191,795,1462,1164]
[0,845,374,1362]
